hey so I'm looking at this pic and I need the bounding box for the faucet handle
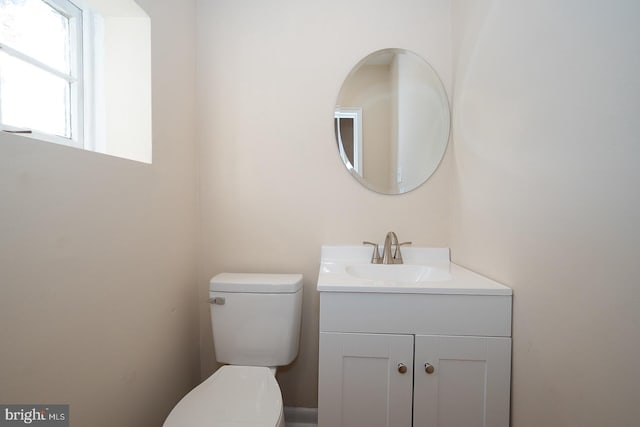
[393,241,412,264]
[363,241,382,264]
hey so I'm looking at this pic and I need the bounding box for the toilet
[164,272,303,427]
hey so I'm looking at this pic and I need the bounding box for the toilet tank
[209,273,303,367]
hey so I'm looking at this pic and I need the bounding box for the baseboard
[284,406,318,426]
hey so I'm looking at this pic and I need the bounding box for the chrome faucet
[364,232,412,264]
[382,232,400,264]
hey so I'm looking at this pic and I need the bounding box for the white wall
[451,1,640,425]
[101,16,152,163]
[84,0,152,163]
[0,0,199,425]
[396,52,450,193]
[196,0,453,407]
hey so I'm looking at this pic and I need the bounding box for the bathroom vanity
[317,246,512,427]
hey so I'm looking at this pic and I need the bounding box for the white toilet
[164,273,303,427]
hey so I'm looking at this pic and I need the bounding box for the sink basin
[346,263,451,282]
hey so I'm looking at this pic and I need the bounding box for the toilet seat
[163,365,283,427]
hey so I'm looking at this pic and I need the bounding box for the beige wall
[196,0,453,407]
[5,1,638,424]
[451,1,640,426]
[0,0,199,426]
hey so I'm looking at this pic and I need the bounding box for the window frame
[0,0,85,148]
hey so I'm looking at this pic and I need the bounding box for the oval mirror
[334,48,450,194]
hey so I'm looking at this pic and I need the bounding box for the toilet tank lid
[210,273,303,293]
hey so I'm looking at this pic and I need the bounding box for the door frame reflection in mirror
[334,107,363,177]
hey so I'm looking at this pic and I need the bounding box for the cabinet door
[318,332,414,427]
[413,335,511,427]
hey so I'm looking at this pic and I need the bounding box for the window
[1,0,152,163]
[0,0,83,146]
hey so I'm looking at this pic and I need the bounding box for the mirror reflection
[335,48,450,194]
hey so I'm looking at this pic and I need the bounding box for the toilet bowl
[163,273,303,427]
[163,366,284,427]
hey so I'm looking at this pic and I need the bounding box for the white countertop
[317,245,512,296]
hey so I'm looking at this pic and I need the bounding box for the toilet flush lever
[208,297,226,305]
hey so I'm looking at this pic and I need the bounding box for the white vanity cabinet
[317,291,512,427]
[319,332,414,427]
